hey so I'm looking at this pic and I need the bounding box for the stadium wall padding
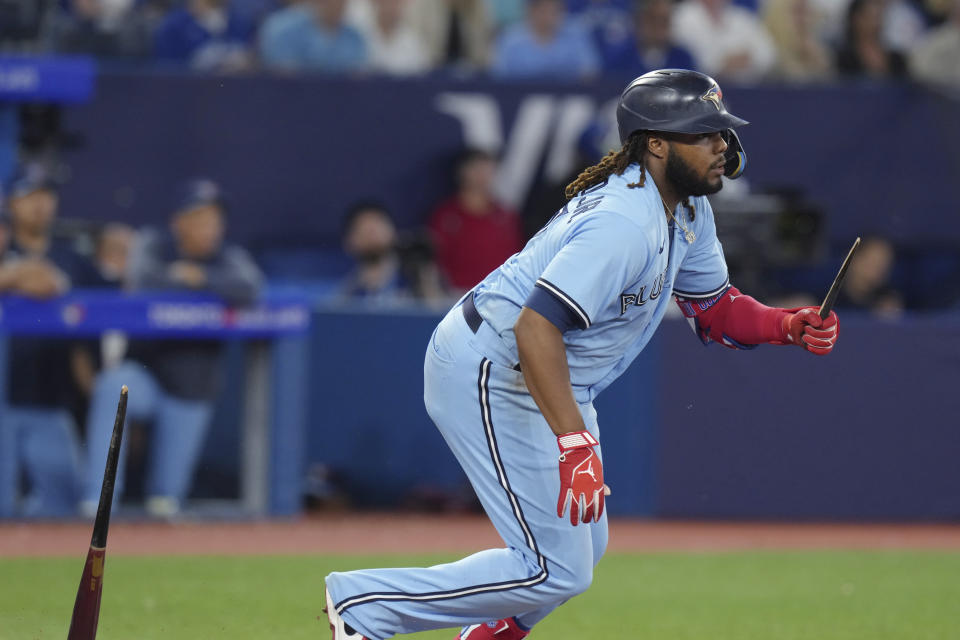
[270,309,959,520]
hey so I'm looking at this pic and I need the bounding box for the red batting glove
[782,307,839,355]
[556,430,604,526]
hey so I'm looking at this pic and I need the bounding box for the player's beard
[665,148,723,197]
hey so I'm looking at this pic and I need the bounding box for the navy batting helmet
[616,69,749,179]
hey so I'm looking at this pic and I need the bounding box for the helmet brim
[630,109,749,135]
[687,111,749,133]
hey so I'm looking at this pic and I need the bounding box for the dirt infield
[2,515,960,557]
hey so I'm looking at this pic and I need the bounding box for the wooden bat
[818,237,861,320]
[67,386,128,640]
[820,236,860,320]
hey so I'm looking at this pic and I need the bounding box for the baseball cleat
[456,617,529,639]
[324,587,367,639]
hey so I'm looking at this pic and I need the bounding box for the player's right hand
[782,307,839,355]
[556,431,604,526]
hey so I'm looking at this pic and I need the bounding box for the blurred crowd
[0,0,956,85]
[0,145,529,517]
[340,149,522,303]
[0,103,519,511]
[0,169,265,518]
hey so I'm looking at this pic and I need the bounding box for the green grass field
[2,551,959,639]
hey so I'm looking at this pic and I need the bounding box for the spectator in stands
[339,201,411,301]
[882,0,927,54]
[408,0,492,71]
[0,170,97,518]
[428,149,522,292]
[764,0,834,81]
[0,189,69,300]
[492,0,600,78]
[909,0,960,86]
[486,0,526,31]
[82,224,137,390]
[834,235,903,317]
[568,0,633,66]
[231,0,285,25]
[67,224,138,439]
[42,0,157,59]
[153,0,257,71]
[0,171,100,289]
[359,0,430,75]
[80,179,263,519]
[93,222,136,288]
[835,0,908,78]
[603,0,697,77]
[258,0,367,72]
[672,0,778,82]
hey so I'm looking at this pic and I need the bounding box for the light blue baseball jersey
[326,163,731,640]
[473,162,729,401]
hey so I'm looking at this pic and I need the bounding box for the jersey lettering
[533,178,609,237]
[568,194,604,222]
[532,202,569,239]
[620,288,645,314]
[619,268,667,315]
[580,178,608,195]
[650,271,665,300]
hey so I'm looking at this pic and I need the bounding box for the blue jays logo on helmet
[701,85,723,111]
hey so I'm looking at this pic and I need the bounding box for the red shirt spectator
[428,149,523,290]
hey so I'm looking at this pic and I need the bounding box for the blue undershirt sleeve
[534,212,651,329]
[523,285,583,333]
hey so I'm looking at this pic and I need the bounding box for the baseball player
[323,69,840,640]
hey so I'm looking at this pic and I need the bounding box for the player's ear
[646,135,667,160]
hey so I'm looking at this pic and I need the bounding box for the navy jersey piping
[334,359,548,615]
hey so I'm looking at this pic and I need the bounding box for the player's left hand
[782,307,839,355]
[556,431,605,526]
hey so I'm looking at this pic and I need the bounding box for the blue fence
[0,55,95,103]
[654,313,960,520]
[0,291,311,516]
[2,295,957,520]
[297,307,960,521]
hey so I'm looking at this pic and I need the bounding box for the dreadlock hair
[564,131,698,222]
[565,132,648,200]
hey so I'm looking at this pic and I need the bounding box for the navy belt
[461,292,522,372]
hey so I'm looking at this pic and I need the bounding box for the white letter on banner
[495,95,556,209]
[436,92,608,210]
[434,93,503,152]
[543,96,596,184]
